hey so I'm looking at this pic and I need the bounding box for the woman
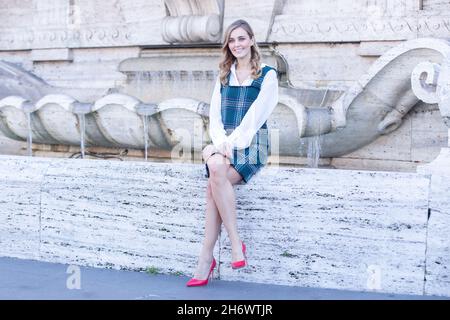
[187,19,279,287]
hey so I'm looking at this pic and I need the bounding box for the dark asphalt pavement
[0,257,447,300]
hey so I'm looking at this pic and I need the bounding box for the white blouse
[208,63,279,150]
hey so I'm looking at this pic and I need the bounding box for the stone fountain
[1,38,449,166]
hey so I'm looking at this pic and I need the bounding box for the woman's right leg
[193,165,243,279]
[207,154,245,264]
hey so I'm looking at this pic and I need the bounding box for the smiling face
[227,27,254,60]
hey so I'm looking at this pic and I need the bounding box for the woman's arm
[227,69,279,150]
[208,77,229,149]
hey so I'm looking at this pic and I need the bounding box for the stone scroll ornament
[411,58,450,144]
[411,40,450,173]
[161,0,224,43]
[324,38,450,159]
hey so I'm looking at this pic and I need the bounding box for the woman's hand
[202,144,216,162]
[202,142,233,162]
[218,141,233,160]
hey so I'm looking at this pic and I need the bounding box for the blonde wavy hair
[219,20,262,86]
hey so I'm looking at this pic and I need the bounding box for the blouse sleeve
[227,69,279,150]
[208,76,228,148]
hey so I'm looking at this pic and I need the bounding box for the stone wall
[1,154,449,296]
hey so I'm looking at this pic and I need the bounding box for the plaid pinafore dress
[206,65,275,183]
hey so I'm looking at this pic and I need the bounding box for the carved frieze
[268,0,450,42]
[2,0,450,49]
[0,0,165,50]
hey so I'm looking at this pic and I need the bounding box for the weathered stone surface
[0,156,52,260]
[0,136,27,156]
[0,0,166,50]
[31,47,139,101]
[416,147,450,297]
[0,155,442,296]
[225,167,430,295]
[276,43,374,90]
[357,41,403,57]
[31,49,73,62]
[3,0,449,50]
[162,0,224,43]
[411,105,449,162]
[423,172,450,297]
[223,0,277,42]
[339,103,448,171]
[0,60,51,101]
[268,0,449,43]
[423,0,449,10]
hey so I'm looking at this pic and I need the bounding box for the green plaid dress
[206,65,275,183]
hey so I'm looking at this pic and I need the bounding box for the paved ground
[0,257,447,300]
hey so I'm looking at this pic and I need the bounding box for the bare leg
[193,165,243,279]
[193,180,222,279]
[207,154,245,264]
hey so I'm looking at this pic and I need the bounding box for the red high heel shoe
[186,258,217,287]
[231,242,247,269]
